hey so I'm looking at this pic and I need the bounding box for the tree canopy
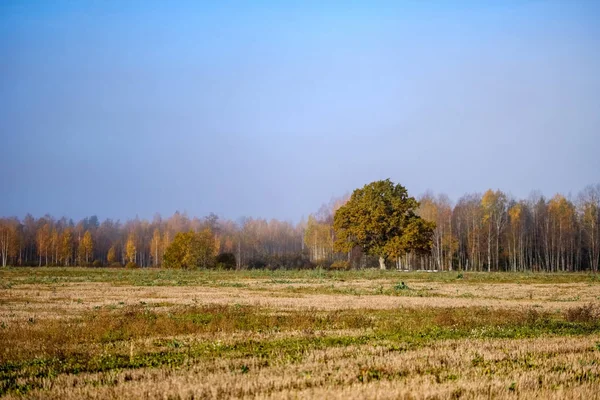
[163,229,215,269]
[333,179,435,269]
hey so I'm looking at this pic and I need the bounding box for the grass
[2,304,599,396]
[1,266,599,287]
[1,267,599,399]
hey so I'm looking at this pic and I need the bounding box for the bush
[564,303,598,323]
[247,259,267,270]
[92,260,103,268]
[313,259,333,269]
[108,262,122,268]
[246,254,315,270]
[330,260,350,271]
[282,254,315,270]
[215,253,237,270]
[125,262,139,269]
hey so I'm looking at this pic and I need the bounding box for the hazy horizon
[2,1,599,222]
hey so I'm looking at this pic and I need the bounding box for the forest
[0,183,599,272]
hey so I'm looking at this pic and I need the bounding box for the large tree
[333,179,435,269]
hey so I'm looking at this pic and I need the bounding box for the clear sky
[1,0,599,222]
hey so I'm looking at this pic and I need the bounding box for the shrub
[315,259,333,269]
[330,260,350,271]
[92,260,103,268]
[282,254,315,270]
[215,253,237,270]
[246,254,315,270]
[564,303,598,323]
[125,262,139,269]
[247,259,267,270]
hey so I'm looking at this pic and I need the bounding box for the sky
[1,0,599,222]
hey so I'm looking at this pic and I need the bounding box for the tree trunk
[378,256,386,270]
[487,223,492,272]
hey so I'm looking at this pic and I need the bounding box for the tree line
[306,183,600,272]
[415,185,600,272]
[0,183,599,272]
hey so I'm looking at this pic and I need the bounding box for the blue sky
[1,0,599,222]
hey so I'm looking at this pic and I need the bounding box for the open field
[1,268,600,399]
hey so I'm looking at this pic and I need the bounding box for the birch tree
[578,185,600,272]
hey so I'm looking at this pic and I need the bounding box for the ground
[1,268,599,399]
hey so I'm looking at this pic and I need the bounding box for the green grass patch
[1,267,598,287]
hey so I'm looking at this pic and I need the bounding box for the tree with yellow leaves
[419,193,457,271]
[163,228,215,269]
[481,189,507,271]
[150,228,161,267]
[304,215,333,263]
[36,222,51,266]
[507,202,524,272]
[126,233,137,264]
[107,245,117,265]
[0,218,20,267]
[60,228,73,266]
[548,194,576,271]
[578,184,600,272]
[79,230,94,265]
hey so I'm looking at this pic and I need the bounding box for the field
[1,268,600,399]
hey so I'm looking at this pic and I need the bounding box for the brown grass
[1,279,599,324]
[3,336,599,399]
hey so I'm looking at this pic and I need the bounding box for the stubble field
[1,268,600,399]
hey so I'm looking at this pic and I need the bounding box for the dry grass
[2,279,599,323]
[1,268,599,399]
[3,336,599,399]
